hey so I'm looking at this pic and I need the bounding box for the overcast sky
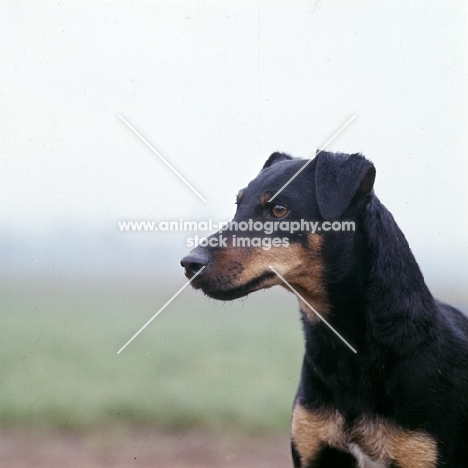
[1,1,467,292]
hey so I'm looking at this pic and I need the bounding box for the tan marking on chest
[291,404,346,465]
[292,405,438,468]
[351,418,438,468]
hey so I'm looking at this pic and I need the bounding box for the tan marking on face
[291,404,346,465]
[291,233,329,320]
[236,189,245,204]
[259,191,271,205]
[351,417,438,467]
[206,233,329,316]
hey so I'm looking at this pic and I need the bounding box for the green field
[0,279,304,434]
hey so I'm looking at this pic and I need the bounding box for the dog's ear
[262,152,293,170]
[315,152,375,220]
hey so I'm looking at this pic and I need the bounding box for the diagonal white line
[117,267,206,354]
[269,266,357,353]
[118,114,207,203]
[268,115,356,203]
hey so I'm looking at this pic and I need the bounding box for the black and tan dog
[181,151,468,467]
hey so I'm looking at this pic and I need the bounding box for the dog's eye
[270,204,289,218]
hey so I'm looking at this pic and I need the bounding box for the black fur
[315,151,375,220]
[311,446,358,467]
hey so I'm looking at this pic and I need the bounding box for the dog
[181,151,468,467]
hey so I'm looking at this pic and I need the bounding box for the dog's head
[181,151,375,312]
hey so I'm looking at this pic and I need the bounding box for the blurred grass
[0,279,304,434]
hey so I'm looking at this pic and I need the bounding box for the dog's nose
[180,251,209,279]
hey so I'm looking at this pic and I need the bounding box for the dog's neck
[301,195,438,357]
[361,196,438,346]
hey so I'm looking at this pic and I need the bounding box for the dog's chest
[349,443,387,468]
[292,404,438,468]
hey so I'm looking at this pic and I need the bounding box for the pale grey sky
[1,1,467,292]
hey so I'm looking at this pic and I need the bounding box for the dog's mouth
[191,270,277,301]
[181,246,285,301]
